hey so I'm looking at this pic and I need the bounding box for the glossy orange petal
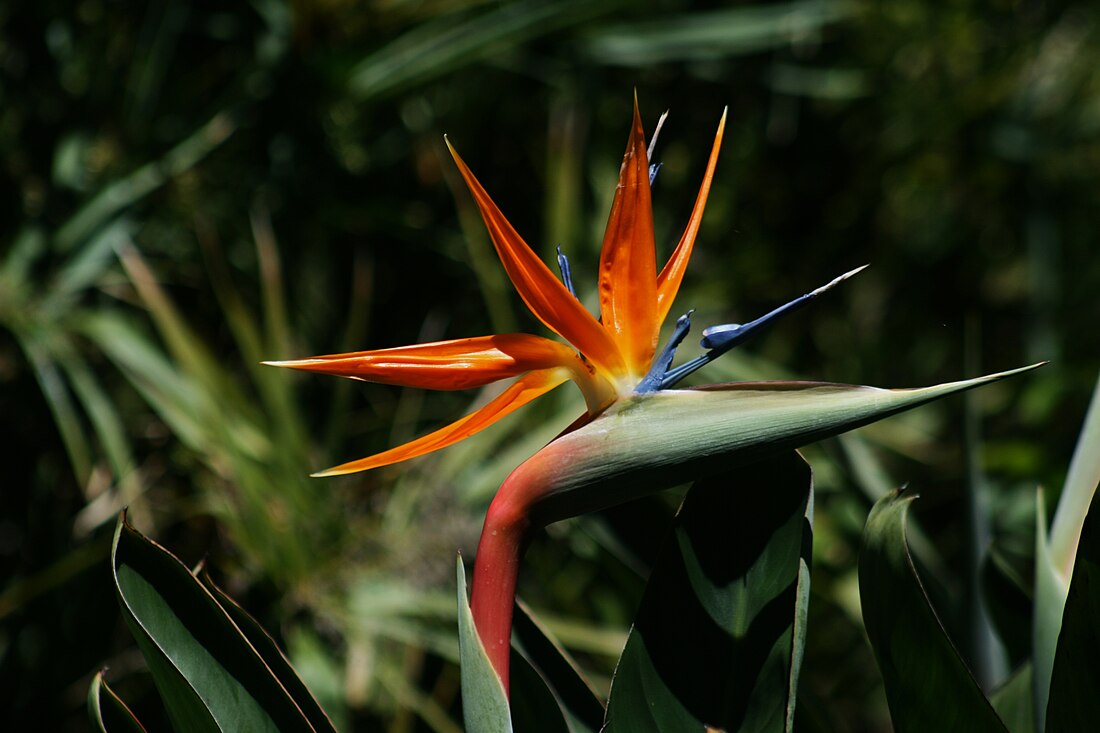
[264,334,581,391]
[598,95,659,379]
[313,369,570,476]
[656,108,726,325]
[446,140,627,381]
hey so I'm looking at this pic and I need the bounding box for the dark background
[2,0,1098,730]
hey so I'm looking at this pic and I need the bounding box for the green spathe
[514,365,1044,526]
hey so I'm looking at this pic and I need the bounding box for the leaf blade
[457,556,513,733]
[603,451,813,732]
[1045,483,1100,733]
[858,491,1007,733]
[112,513,317,733]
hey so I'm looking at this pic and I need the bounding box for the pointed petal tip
[444,135,460,160]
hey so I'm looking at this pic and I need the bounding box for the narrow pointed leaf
[511,600,604,733]
[1033,490,1067,732]
[315,368,569,476]
[1048,370,1100,577]
[457,557,513,733]
[991,664,1035,733]
[446,140,626,379]
[112,513,317,733]
[858,491,1007,733]
[656,109,726,324]
[509,656,571,733]
[265,334,582,391]
[197,571,338,733]
[598,96,658,376]
[604,451,812,732]
[516,365,1043,525]
[88,671,148,733]
[1045,484,1100,733]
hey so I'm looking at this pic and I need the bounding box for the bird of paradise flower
[267,98,862,476]
[268,98,1041,702]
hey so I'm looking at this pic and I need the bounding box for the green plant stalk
[469,367,1041,692]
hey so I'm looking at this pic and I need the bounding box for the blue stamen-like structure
[636,310,694,392]
[637,265,868,392]
[556,245,576,298]
[649,162,663,185]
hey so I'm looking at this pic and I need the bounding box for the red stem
[469,475,535,697]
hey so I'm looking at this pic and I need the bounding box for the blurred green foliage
[1,0,1098,730]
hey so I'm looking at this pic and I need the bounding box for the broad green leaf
[991,664,1034,733]
[88,671,148,733]
[457,556,513,733]
[112,513,317,732]
[519,365,1042,525]
[858,491,1007,732]
[603,451,813,732]
[197,571,338,733]
[511,600,604,733]
[1045,484,1100,733]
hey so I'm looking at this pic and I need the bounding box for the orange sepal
[598,94,659,378]
[446,139,627,381]
[656,108,726,324]
[264,334,581,391]
[313,369,570,476]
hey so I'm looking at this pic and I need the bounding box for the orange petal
[265,333,580,391]
[313,369,570,476]
[598,94,659,378]
[446,140,626,380]
[656,108,726,325]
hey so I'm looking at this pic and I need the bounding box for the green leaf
[509,655,571,733]
[1048,371,1100,576]
[510,600,605,733]
[457,556,513,733]
[603,451,813,732]
[346,0,611,100]
[1032,489,1067,732]
[858,491,1007,732]
[1037,369,1100,730]
[53,113,235,253]
[112,512,319,732]
[197,570,338,733]
[88,671,148,733]
[583,0,854,65]
[1045,484,1100,733]
[518,365,1044,525]
[991,663,1034,733]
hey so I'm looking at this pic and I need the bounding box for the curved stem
[470,486,533,696]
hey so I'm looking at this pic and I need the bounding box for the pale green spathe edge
[1032,369,1100,732]
[457,556,513,733]
[526,364,1046,525]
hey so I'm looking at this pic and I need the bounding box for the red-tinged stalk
[466,367,1044,694]
[470,492,530,696]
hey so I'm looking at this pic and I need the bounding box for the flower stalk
[466,366,1044,690]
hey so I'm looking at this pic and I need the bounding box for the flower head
[267,98,862,477]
